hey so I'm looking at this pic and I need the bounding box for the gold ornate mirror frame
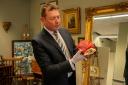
[83,2,128,85]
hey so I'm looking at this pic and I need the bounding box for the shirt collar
[43,26,59,36]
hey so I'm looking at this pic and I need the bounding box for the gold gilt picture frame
[63,7,81,34]
[82,2,128,85]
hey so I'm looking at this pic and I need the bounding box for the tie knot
[53,31,57,34]
[53,31,58,39]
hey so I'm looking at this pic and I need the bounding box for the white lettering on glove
[71,50,87,64]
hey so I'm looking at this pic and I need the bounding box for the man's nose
[55,17,60,22]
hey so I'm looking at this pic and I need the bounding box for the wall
[0,0,30,57]
[106,52,115,85]
[30,0,41,36]
[97,47,110,85]
[113,22,128,85]
[93,35,116,85]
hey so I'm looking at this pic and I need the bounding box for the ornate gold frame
[63,7,81,34]
[83,2,128,85]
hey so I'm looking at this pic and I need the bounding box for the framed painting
[12,40,34,74]
[63,7,81,34]
[12,40,33,57]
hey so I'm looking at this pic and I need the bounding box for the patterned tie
[53,31,71,60]
[53,31,73,77]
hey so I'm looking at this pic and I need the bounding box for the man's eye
[49,16,60,20]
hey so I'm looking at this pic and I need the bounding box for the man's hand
[70,50,87,64]
[70,40,96,64]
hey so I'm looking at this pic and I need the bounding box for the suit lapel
[41,29,65,56]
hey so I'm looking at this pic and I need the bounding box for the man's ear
[40,17,46,23]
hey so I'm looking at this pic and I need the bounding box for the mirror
[84,2,128,85]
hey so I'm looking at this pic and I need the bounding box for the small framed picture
[63,7,81,34]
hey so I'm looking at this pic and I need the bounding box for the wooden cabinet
[0,65,13,85]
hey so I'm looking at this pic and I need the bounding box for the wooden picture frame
[63,7,81,34]
[12,40,33,57]
[12,40,34,74]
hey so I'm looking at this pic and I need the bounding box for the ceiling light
[94,14,128,20]
[98,35,118,38]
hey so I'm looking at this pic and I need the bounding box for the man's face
[41,9,61,31]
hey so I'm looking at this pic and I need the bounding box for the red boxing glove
[77,40,95,54]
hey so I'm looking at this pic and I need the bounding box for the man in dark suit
[32,3,91,85]
[124,45,128,85]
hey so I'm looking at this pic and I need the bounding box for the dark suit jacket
[124,46,128,78]
[32,28,76,85]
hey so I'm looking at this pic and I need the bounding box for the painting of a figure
[68,14,76,28]
[63,7,80,34]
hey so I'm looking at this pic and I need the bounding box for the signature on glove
[84,48,96,56]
